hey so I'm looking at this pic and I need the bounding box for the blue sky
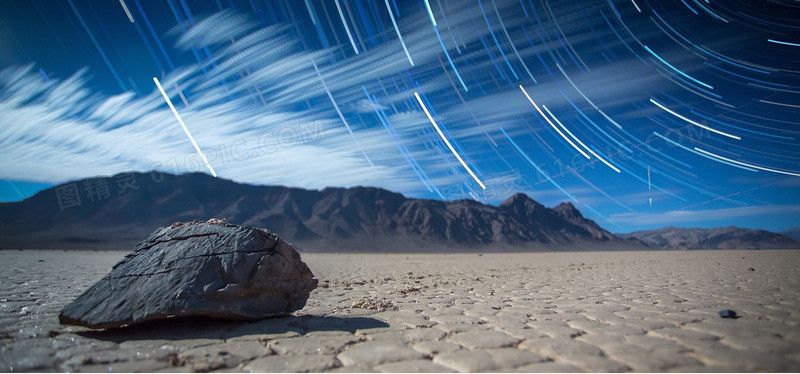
[0,0,798,233]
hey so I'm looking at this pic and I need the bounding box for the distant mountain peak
[499,192,535,206]
[498,193,546,215]
[553,202,581,219]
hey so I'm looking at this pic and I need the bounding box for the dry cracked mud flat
[1,249,799,372]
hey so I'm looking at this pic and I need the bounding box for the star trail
[0,0,798,232]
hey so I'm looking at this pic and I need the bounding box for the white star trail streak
[173,81,190,110]
[539,104,590,159]
[555,63,622,129]
[650,98,741,140]
[491,0,537,83]
[479,0,518,80]
[414,92,486,189]
[118,0,134,23]
[759,99,800,109]
[692,1,729,23]
[433,26,469,92]
[153,77,217,177]
[767,39,800,47]
[541,105,589,154]
[520,85,589,159]
[385,0,414,67]
[424,0,438,27]
[541,104,621,173]
[648,165,652,206]
[652,132,755,172]
[694,148,800,177]
[644,45,714,90]
[303,0,318,25]
[334,0,359,55]
[67,0,126,92]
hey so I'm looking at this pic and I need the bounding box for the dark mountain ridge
[780,228,800,243]
[622,226,798,250]
[0,172,631,251]
[1,172,795,251]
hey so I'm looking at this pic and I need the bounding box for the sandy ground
[1,249,799,372]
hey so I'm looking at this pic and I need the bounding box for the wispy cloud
[1,6,532,195]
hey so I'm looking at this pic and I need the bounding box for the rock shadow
[75,314,388,343]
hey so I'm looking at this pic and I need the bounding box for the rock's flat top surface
[58,220,317,329]
[2,249,800,372]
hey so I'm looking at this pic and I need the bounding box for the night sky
[1,0,798,233]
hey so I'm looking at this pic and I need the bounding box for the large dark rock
[59,219,318,329]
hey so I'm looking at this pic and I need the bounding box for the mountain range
[0,172,797,251]
[779,228,800,243]
[621,227,798,250]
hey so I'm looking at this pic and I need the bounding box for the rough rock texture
[58,219,318,329]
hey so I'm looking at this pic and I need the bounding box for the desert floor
[1,249,799,372]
